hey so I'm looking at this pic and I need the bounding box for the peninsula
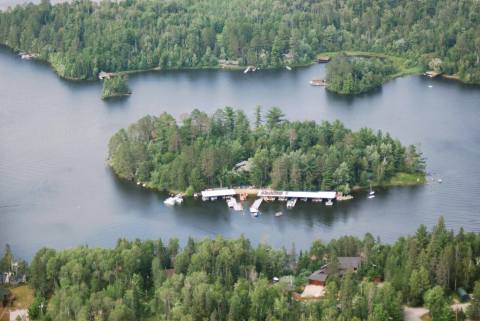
[0,0,478,87]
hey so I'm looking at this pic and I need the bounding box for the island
[107,107,425,195]
[2,218,479,321]
[101,74,131,99]
[0,0,478,87]
[325,56,397,95]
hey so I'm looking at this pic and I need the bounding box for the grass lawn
[317,51,424,80]
[385,172,426,187]
[420,313,432,321]
[10,285,34,310]
[0,285,35,320]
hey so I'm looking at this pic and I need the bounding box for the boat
[438,178,443,183]
[368,195,375,199]
[275,212,283,217]
[286,198,297,209]
[312,198,323,203]
[164,197,176,206]
[165,194,183,205]
[244,66,256,74]
[251,212,259,217]
[325,199,333,206]
[227,197,235,208]
[301,197,308,202]
[286,66,292,71]
[428,85,433,88]
[369,184,375,196]
[310,79,327,86]
[174,194,183,204]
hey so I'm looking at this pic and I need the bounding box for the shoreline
[1,44,475,87]
[111,163,426,198]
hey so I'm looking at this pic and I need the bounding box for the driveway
[404,306,429,321]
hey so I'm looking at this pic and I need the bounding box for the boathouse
[257,190,336,200]
[201,189,236,201]
[318,56,331,63]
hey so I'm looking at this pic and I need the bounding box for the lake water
[1,46,480,259]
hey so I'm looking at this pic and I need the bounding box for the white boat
[275,212,283,217]
[368,195,375,199]
[325,199,333,206]
[286,198,297,209]
[227,197,235,208]
[428,85,433,88]
[174,195,183,204]
[164,197,176,206]
[369,190,375,195]
[438,178,443,183]
[286,66,292,71]
[251,212,259,217]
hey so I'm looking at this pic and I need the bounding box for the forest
[326,57,397,94]
[101,75,131,99]
[0,218,477,321]
[107,107,425,194]
[0,0,479,84]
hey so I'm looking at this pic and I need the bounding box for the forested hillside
[22,218,480,321]
[0,0,479,83]
[107,107,425,194]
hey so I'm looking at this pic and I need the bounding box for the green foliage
[424,286,453,321]
[25,219,480,321]
[0,0,479,83]
[468,282,480,321]
[101,75,131,99]
[326,57,397,94]
[107,108,425,193]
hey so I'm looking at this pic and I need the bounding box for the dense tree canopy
[24,218,480,321]
[107,107,425,194]
[0,0,479,83]
[326,57,397,94]
[101,75,131,99]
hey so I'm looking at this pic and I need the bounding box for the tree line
[0,0,479,84]
[14,217,480,321]
[108,107,425,194]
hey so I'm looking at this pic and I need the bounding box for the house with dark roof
[308,256,362,286]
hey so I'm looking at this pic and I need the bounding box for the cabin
[338,257,362,274]
[318,56,331,63]
[9,309,29,321]
[308,269,328,286]
[308,256,362,286]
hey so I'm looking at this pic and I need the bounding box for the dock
[227,197,244,211]
[250,198,263,213]
[424,71,441,78]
